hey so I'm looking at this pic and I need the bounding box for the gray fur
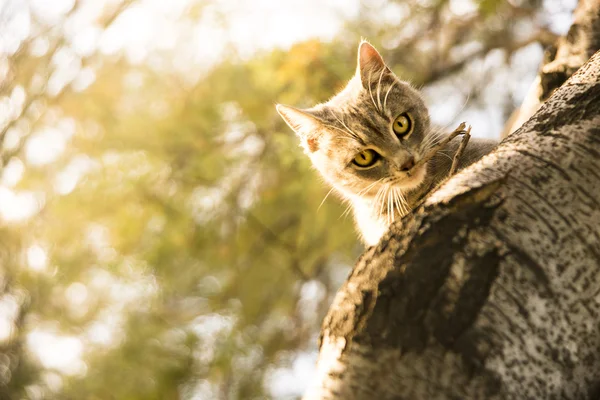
[276,41,497,245]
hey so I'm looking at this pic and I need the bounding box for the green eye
[393,112,412,137]
[352,149,380,168]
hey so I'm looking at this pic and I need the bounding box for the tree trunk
[304,41,600,400]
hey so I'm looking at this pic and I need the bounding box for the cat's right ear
[275,104,321,153]
[356,41,390,89]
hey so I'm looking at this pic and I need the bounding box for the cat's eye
[393,112,413,137]
[352,149,380,168]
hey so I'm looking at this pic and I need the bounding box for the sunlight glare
[27,330,85,375]
[448,0,478,16]
[0,157,24,188]
[86,320,115,346]
[0,318,12,343]
[0,2,30,56]
[30,0,75,25]
[0,187,43,222]
[215,0,358,57]
[27,244,48,272]
[41,371,64,394]
[65,282,89,306]
[0,296,20,342]
[54,155,96,195]
[25,128,67,166]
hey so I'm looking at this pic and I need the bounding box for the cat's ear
[356,41,390,89]
[276,104,321,153]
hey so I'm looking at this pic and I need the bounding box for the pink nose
[400,157,415,171]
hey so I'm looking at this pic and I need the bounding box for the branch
[409,122,468,174]
[449,125,471,175]
[504,0,600,136]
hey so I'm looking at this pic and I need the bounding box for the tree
[305,1,600,398]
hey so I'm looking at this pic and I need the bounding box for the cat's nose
[400,157,415,172]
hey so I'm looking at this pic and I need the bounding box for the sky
[99,0,360,75]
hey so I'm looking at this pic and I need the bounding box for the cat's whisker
[391,187,399,224]
[375,186,384,218]
[421,129,445,151]
[321,122,356,138]
[436,93,472,133]
[340,201,354,220]
[391,186,400,217]
[420,132,443,152]
[400,191,407,216]
[390,188,395,224]
[376,67,386,112]
[390,193,394,224]
[396,187,402,220]
[390,190,395,225]
[332,135,359,142]
[357,178,384,197]
[390,185,405,215]
[318,187,336,212]
[332,112,363,142]
[370,186,381,217]
[387,186,393,225]
[376,185,388,220]
[367,70,381,112]
[386,185,393,223]
[387,188,392,225]
[383,80,398,114]
[421,134,446,154]
[340,196,357,220]
[393,187,401,220]
[356,185,372,197]
[420,138,435,153]
[436,151,454,162]
[452,93,471,122]
[398,189,410,215]
[429,128,446,141]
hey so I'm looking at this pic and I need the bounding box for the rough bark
[304,48,600,400]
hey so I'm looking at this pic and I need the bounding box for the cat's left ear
[276,104,321,153]
[356,41,391,89]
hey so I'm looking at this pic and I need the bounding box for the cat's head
[276,41,434,202]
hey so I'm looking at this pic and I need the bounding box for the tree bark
[504,0,600,136]
[304,47,600,400]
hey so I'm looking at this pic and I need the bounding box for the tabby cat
[276,41,497,245]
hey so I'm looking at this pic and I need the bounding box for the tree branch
[504,0,600,136]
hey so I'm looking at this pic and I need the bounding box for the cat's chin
[393,164,427,192]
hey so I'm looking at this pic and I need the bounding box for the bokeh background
[0,0,576,398]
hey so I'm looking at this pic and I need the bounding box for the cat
[276,41,497,246]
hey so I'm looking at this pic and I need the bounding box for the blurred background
[0,0,576,398]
